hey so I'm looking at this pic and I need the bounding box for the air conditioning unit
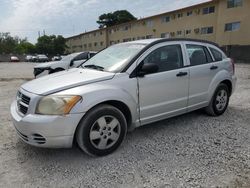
[194,28,200,34]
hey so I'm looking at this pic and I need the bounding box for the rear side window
[209,47,223,61]
[186,44,213,66]
[143,44,183,73]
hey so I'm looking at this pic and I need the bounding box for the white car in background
[33,51,97,77]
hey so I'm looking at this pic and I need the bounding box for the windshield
[61,52,81,62]
[82,43,146,72]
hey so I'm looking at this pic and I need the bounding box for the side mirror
[137,63,159,77]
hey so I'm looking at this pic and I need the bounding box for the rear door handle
[210,65,218,70]
[176,72,188,77]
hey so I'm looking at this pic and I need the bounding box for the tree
[0,32,19,54]
[36,35,67,55]
[97,10,137,28]
[15,41,36,54]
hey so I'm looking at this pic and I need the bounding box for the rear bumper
[11,101,84,148]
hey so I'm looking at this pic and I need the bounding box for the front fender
[57,83,139,127]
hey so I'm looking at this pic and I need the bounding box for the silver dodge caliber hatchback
[11,39,236,156]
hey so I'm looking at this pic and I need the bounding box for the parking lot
[0,62,249,187]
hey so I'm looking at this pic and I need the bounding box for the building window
[146,20,154,27]
[201,26,214,34]
[177,13,183,18]
[202,6,215,14]
[186,29,191,35]
[227,0,242,8]
[84,44,87,48]
[123,38,131,42]
[100,41,104,46]
[146,35,153,39]
[162,16,170,23]
[225,22,240,31]
[100,31,103,35]
[187,11,193,16]
[161,33,170,38]
[177,30,182,36]
[94,42,98,47]
[122,25,131,31]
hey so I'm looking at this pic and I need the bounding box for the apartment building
[66,0,250,53]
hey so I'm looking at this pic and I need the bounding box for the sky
[0,0,210,43]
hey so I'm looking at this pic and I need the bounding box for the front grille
[17,91,31,115]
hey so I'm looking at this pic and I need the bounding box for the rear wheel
[205,83,229,116]
[76,105,127,156]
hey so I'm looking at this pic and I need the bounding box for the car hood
[34,61,64,68]
[21,68,115,95]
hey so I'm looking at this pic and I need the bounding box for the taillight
[230,58,235,74]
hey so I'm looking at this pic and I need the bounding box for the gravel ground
[0,62,249,188]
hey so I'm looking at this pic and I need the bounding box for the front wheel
[76,105,127,156]
[205,83,230,116]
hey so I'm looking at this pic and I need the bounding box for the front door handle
[176,72,188,77]
[210,65,218,70]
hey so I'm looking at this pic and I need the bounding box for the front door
[138,43,189,125]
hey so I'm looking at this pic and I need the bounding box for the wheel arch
[73,100,133,145]
[220,79,232,96]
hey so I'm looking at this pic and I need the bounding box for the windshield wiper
[83,64,104,71]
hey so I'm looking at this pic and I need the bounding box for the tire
[76,104,127,156]
[49,68,64,74]
[205,83,229,116]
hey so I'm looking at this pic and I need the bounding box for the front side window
[83,43,145,72]
[209,47,223,61]
[227,0,243,8]
[186,44,213,66]
[143,45,183,73]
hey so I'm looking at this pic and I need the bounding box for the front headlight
[36,95,82,115]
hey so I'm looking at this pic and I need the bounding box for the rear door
[184,42,216,111]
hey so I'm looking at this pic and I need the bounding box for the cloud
[0,0,210,43]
